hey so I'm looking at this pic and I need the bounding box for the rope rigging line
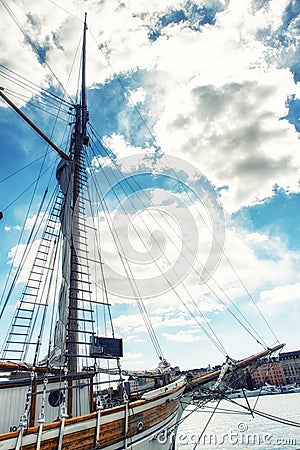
[0,36,78,165]
[0,152,49,184]
[251,356,279,411]
[155,152,272,348]
[0,64,74,106]
[24,224,63,364]
[0,72,74,166]
[87,138,227,357]
[0,0,73,105]
[86,211,106,340]
[161,395,223,443]
[87,132,234,355]
[87,138,224,357]
[0,0,73,109]
[62,28,84,107]
[188,403,252,415]
[1,85,72,113]
[88,27,157,145]
[175,174,279,344]
[0,152,61,322]
[0,89,71,122]
[0,76,71,116]
[222,254,280,343]
[84,163,116,340]
[87,123,273,350]
[96,146,274,349]
[191,399,221,450]
[84,18,278,348]
[89,185,165,361]
[195,274,268,348]
[44,226,63,371]
[1,161,56,213]
[85,147,165,361]
[224,396,300,428]
[47,0,83,23]
[86,129,270,354]
[0,185,60,351]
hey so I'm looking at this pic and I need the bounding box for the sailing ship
[0,13,285,450]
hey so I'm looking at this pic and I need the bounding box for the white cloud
[125,335,146,343]
[113,314,147,333]
[103,134,152,159]
[126,87,147,106]
[2,0,299,212]
[4,225,21,231]
[259,282,300,306]
[209,228,300,298]
[107,223,298,342]
[162,329,202,343]
[123,351,144,362]
[91,155,113,169]
[153,72,300,212]
[113,312,203,334]
[24,212,50,231]
[8,241,41,283]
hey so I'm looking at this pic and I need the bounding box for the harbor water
[176,393,300,449]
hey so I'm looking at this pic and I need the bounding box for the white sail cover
[39,159,74,368]
[94,359,172,377]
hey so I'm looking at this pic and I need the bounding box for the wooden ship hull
[0,377,186,450]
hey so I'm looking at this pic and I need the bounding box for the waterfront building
[279,350,300,384]
[250,349,300,387]
[251,358,285,387]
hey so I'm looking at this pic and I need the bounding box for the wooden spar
[0,88,71,161]
[186,342,285,391]
[0,360,53,374]
[0,361,33,372]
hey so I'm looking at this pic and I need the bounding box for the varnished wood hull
[0,379,186,450]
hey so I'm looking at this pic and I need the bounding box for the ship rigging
[0,8,295,450]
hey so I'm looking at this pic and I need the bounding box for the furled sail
[93,358,172,378]
[39,159,74,368]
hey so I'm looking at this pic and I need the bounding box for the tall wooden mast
[67,13,89,375]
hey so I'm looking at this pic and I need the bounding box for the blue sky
[0,0,299,371]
